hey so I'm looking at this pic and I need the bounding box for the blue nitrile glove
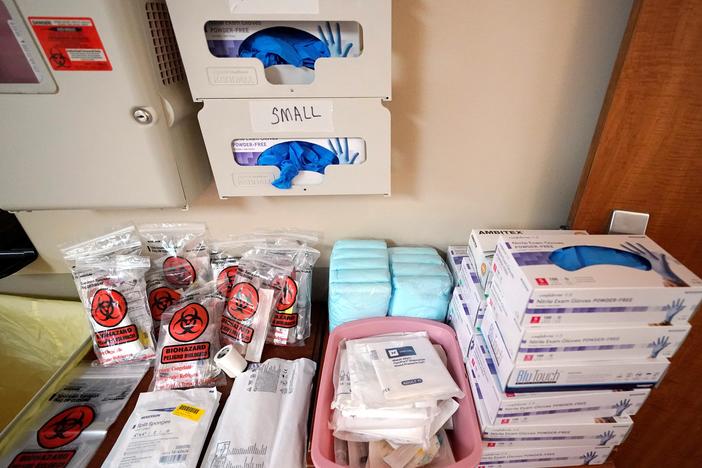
[621,241,689,287]
[549,245,652,272]
[581,451,598,465]
[317,21,353,58]
[662,299,686,324]
[239,26,330,69]
[649,336,671,358]
[614,398,632,416]
[597,430,616,446]
[257,141,338,189]
[327,138,359,164]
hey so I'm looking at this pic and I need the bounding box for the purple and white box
[467,331,650,427]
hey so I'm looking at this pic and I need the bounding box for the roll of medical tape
[214,345,248,378]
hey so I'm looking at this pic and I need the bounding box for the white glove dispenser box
[198,97,390,197]
[165,0,391,100]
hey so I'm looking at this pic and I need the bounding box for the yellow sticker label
[172,403,205,421]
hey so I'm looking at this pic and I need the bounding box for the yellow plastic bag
[0,294,90,432]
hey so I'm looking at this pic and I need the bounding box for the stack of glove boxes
[448,233,702,467]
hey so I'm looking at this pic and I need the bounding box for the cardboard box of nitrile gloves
[459,258,487,327]
[481,414,632,448]
[490,234,702,329]
[481,309,670,392]
[467,229,587,291]
[479,445,614,468]
[483,297,690,366]
[466,328,650,427]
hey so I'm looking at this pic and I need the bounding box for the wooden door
[569,0,702,466]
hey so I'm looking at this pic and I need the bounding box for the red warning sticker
[271,312,298,329]
[221,315,253,344]
[10,450,75,468]
[94,325,138,348]
[28,17,111,71]
[161,342,210,364]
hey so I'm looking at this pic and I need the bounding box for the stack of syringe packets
[447,231,702,468]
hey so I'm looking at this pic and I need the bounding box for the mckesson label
[386,346,416,359]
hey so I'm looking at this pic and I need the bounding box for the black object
[0,210,38,278]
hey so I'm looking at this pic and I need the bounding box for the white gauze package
[152,285,224,390]
[0,363,147,468]
[201,358,317,468]
[347,333,464,406]
[103,387,220,468]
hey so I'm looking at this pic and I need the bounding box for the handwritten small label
[249,100,333,133]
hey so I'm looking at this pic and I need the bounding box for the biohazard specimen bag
[210,237,267,300]
[0,363,148,468]
[258,244,320,346]
[62,227,156,366]
[139,223,212,331]
[220,253,293,362]
[151,284,225,390]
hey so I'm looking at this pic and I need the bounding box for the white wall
[12,0,633,274]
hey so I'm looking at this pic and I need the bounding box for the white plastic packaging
[201,358,317,468]
[152,285,224,390]
[220,253,293,362]
[0,363,148,468]
[61,226,142,261]
[103,387,221,468]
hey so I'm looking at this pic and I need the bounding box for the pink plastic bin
[310,317,483,468]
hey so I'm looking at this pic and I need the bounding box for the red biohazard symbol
[37,405,95,449]
[169,303,209,342]
[163,256,196,287]
[148,287,181,321]
[90,289,127,328]
[276,276,298,311]
[227,282,259,321]
[216,266,239,297]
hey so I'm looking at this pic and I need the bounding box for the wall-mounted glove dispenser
[199,98,390,196]
[165,0,391,100]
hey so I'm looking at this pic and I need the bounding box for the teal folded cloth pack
[389,253,444,265]
[330,257,388,271]
[330,247,388,261]
[388,247,452,321]
[328,240,391,331]
[329,268,391,284]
